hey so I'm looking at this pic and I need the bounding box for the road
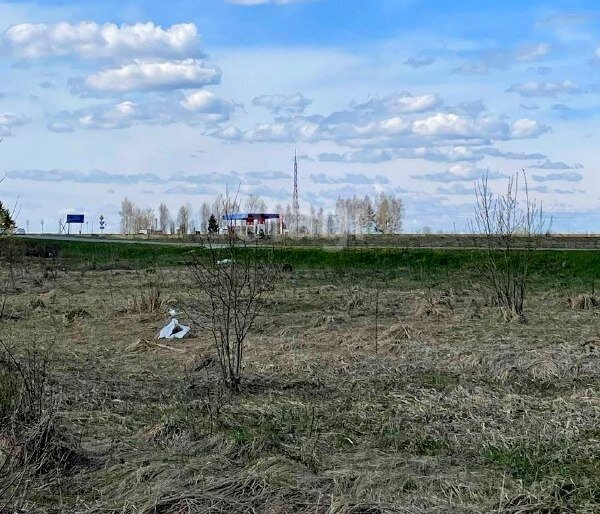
[19,234,208,247]
[15,233,600,251]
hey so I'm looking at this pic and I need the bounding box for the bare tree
[314,206,324,236]
[133,207,154,233]
[244,194,267,213]
[284,203,293,234]
[359,195,377,234]
[158,203,171,233]
[177,204,191,235]
[189,194,279,391]
[119,198,135,234]
[375,192,403,234]
[471,171,546,322]
[200,202,211,233]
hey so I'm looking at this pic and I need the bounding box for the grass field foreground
[0,238,600,512]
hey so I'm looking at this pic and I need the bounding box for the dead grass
[568,293,599,310]
[0,262,599,512]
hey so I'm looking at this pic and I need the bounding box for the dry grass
[0,260,599,512]
[568,293,599,310]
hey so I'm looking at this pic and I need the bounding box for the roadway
[13,233,600,251]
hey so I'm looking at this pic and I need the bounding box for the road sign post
[66,214,85,235]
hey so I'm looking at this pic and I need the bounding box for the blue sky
[1,0,600,232]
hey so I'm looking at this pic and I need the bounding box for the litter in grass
[217,259,234,265]
[158,318,191,339]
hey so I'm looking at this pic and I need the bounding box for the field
[1,239,600,513]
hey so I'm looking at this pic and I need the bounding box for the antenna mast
[292,149,300,234]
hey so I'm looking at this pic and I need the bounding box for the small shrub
[126,269,170,315]
[0,343,85,488]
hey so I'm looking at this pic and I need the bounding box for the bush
[0,343,85,510]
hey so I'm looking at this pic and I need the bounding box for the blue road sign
[67,214,85,224]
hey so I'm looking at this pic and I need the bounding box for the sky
[1,0,600,233]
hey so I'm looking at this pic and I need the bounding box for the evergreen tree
[0,201,15,232]
[208,214,219,234]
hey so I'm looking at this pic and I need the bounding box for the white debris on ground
[158,318,191,340]
[217,259,234,265]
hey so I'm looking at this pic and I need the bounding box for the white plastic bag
[158,319,191,340]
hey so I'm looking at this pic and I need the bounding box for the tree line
[118,192,404,235]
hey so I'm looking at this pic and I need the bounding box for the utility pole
[40,219,44,234]
[292,149,300,235]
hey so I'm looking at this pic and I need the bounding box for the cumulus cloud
[412,164,507,183]
[0,112,29,136]
[319,149,395,164]
[454,43,551,76]
[180,89,235,114]
[0,22,200,60]
[211,93,550,166]
[353,92,442,114]
[310,173,389,185]
[507,80,581,97]
[527,185,583,194]
[320,146,485,164]
[436,183,475,195]
[404,57,435,68]
[165,184,220,195]
[516,43,551,62]
[530,159,583,170]
[49,93,233,131]
[244,171,291,180]
[453,63,490,75]
[252,93,311,114]
[8,169,164,184]
[510,118,550,138]
[77,59,221,94]
[477,148,547,160]
[531,172,583,182]
[412,113,498,138]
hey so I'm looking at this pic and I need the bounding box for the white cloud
[51,93,233,131]
[252,93,311,114]
[516,43,551,62]
[412,164,507,183]
[0,112,29,136]
[319,146,485,164]
[507,80,580,97]
[8,169,164,184]
[436,183,475,195]
[510,118,550,138]
[353,93,441,114]
[1,21,200,60]
[181,89,234,114]
[82,59,221,93]
[212,93,550,153]
[412,112,508,139]
[530,159,583,170]
[532,172,583,182]
[310,172,389,185]
[404,57,435,68]
[453,42,551,76]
